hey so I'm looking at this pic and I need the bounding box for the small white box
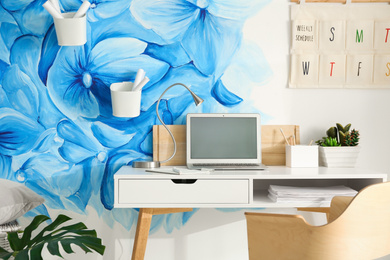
[286,145,318,168]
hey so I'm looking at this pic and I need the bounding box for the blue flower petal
[10,36,44,88]
[112,208,137,231]
[208,0,271,21]
[0,4,18,23]
[0,0,32,12]
[211,79,243,107]
[0,155,12,179]
[10,37,65,128]
[32,129,59,153]
[88,0,130,21]
[0,23,22,64]
[89,38,148,70]
[2,65,39,119]
[90,10,165,46]
[91,122,135,148]
[141,64,212,111]
[0,83,11,108]
[66,158,103,211]
[57,120,100,153]
[39,25,60,85]
[21,1,53,36]
[145,42,191,68]
[0,108,44,156]
[59,141,96,163]
[182,12,242,77]
[130,0,199,43]
[17,154,74,209]
[140,130,153,155]
[88,37,169,86]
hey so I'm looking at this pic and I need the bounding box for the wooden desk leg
[131,208,193,260]
[132,208,154,260]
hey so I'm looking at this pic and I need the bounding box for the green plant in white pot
[0,214,105,260]
[316,123,360,167]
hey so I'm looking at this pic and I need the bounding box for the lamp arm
[156,83,191,163]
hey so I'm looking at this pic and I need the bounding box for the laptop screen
[186,113,261,165]
[190,117,257,159]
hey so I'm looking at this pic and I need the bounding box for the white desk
[114,166,387,259]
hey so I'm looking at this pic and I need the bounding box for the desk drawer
[118,179,249,204]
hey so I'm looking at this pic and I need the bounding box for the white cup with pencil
[43,0,91,46]
[110,69,150,118]
[280,127,318,168]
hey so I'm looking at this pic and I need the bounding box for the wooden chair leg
[131,208,193,260]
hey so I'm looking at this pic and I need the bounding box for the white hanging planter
[319,146,361,167]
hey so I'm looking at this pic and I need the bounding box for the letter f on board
[302,62,310,75]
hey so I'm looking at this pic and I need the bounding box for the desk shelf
[114,166,387,209]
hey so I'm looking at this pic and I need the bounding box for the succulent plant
[336,123,351,146]
[344,129,360,146]
[326,127,338,139]
[317,123,359,147]
[321,137,341,147]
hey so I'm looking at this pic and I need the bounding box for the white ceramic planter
[319,146,361,167]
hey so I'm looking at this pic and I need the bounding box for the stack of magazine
[268,185,358,203]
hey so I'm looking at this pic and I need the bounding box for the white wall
[25,1,390,259]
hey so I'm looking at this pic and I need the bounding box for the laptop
[186,113,266,170]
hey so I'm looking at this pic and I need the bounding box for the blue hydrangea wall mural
[0,0,272,233]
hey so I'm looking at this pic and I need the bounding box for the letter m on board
[302,61,310,75]
[356,30,363,43]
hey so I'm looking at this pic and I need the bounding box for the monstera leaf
[0,214,105,260]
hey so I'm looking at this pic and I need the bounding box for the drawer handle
[171,179,197,184]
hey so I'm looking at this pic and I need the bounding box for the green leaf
[76,237,105,255]
[53,222,88,234]
[1,214,105,259]
[30,243,44,260]
[8,232,23,252]
[0,248,13,260]
[14,249,29,260]
[47,241,62,258]
[21,215,50,248]
[29,215,71,246]
[60,240,75,254]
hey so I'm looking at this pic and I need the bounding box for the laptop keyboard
[192,163,263,169]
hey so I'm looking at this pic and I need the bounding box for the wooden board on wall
[153,125,300,166]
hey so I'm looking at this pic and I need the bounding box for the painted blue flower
[0,108,45,156]
[9,35,65,128]
[0,4,21,68]
[130,0,270,77]
[2,65,39,119]
[46,37,169,119]
[1,0,53,36]
[15,153,105,213]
